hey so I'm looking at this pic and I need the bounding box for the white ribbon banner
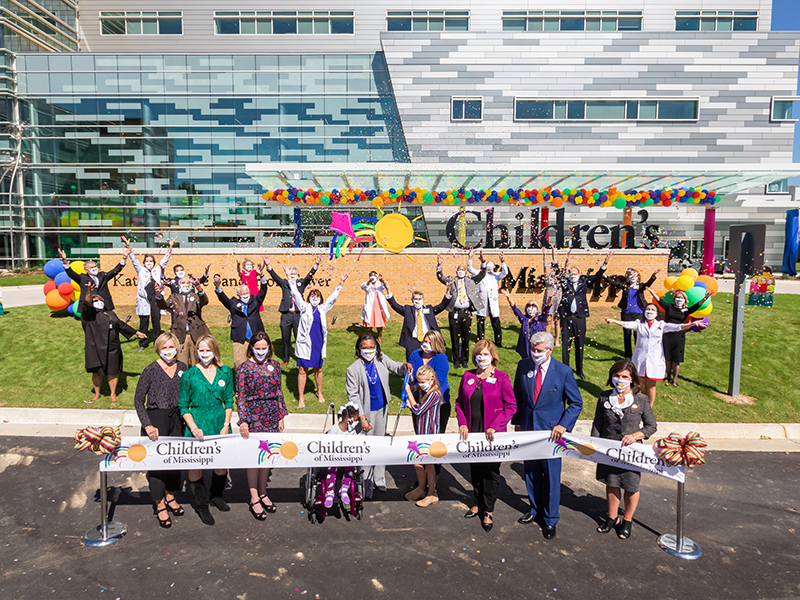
[98,432,684,482]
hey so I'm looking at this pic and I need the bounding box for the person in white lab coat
[123,236,173,351]
[467,250,508,347]
[286,265,348,408]
[360,271,390,343]
[604,304,693,407]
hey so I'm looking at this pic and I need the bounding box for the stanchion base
[82,522,126,547]
[657,534,702,560]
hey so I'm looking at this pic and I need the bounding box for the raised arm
[301,256,321,288]
[213,275,233,310]
[436,254,449,286]
[466,258,480,277]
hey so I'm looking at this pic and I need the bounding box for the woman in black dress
[591,359,657,540]
[648,288,710,386]
[134,332,188,528]
[81,282,146,403]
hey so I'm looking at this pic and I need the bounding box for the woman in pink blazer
[455,339,517,532]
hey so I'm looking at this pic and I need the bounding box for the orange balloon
[663,276,678,291]
[45,289,71,311]
[697,275,719,297]
[552,198,563,208]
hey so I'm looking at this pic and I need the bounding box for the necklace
[364,362,379,385]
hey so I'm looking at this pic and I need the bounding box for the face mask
[570,273,580,283]
[475,355,492,370]
[456,270,466,279]
[526,307,537,317]
[180,284,193,294]
[244,264,253,272]
[160,348,177,362]
[644,310,657,321]
[289,274,298,283]
[674,298,685,308]
[93,300,104,310]
[612,377,631,393]
[627,274,638,283]
[419,380,432,391]
[532,350,549,366]
[310,297,321,307]
[174,270,185,278]
[369,276,377,282]
[198,351,214,366]
[485,262,495,272]
[413,299,424,310]
[88,267,99,276]
[240,295,250,303]
[421,342,433,353]
[253,348,269,362]
[145,262,154,270]
[360,348,376,362]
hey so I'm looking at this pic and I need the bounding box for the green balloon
[614,198,626,209]
[593,193,600,200]
[453,196,461,204]
[662,291,674,304]
[321,195,330,205]
[645,198,654,206]
[685,286,704,306]
[502,194,509,201]
[465,191,473,199]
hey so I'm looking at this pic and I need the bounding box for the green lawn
[0,274,49,287]
[0,295,798,423]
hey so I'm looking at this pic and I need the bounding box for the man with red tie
[512,331,583,540]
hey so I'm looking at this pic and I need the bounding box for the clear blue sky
[772,0,800,174]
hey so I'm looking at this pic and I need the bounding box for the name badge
[604,401,611,409]
[422,308,430,314]
[486,377,497,384]
[109,323,113,329]
[189,296,195,302]
[237,303,242,309]
[632,404,638,409]
[178,371,184,378]
[267,365,275,372]
[526,371,534,379]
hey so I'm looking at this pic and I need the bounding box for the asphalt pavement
[1,436,798,600]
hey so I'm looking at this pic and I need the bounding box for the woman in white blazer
[605,303,693,407]
[126,237,173,351]
[360,271,390,343]
[467,250,509,347]
[345,334,411,498]
[287,267,348,408]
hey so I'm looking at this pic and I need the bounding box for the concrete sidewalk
[0,284,45,308]
[2,407,798,451]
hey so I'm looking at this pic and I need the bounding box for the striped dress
[410,390,442,435]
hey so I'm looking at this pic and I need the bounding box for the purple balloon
[689,316,709,332]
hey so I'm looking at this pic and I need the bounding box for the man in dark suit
[214,266,269,368]
[513,331,583,540]
[436,251,486,369]
[557,251,612,379]
[154,277,210,367]
[382,276,449,360]
[266,256,320,366]
[164,263,210,295]
[59,246,130,313]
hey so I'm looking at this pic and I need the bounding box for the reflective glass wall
[8,53,409,263]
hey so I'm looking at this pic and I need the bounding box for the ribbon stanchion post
[654,432,707,560]
[392,370,411,437]
[75,426,127,547]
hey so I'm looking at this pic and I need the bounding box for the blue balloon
[54,271,72,286]
[43,259,65,279]
[694,281,708,290]
[67,304,74,315]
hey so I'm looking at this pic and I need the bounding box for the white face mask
[253,348,269,362]
[369,275,377,282]
[413,299,424,310]
[526,306,537,317]
[88,267,99,276]
[570,273,580,283]
[360,348,376,362]
[674,297,685,307]
[644,310,658,321]
[475,355,492,370]
[240,295,250,304]
[244,264,253,272]
[180,283,193,294]
[485,262,495,272]
[532,350,549,366]
[144,262,154,270]
[612,377,631,393]
[160,348,177,363]
[628,274,638,283]
[175,270,185,279]
[289,274,298,283]
[93,300,104,310]
[418,380,433,391]
[420,342,433,353]
[198,351,214,366]
[456,270,466,279]
[310,297,321,307]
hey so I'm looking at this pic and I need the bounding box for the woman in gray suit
[345,334,411,498]
[591,359,657,540]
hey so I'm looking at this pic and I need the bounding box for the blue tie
[243,301,252,339]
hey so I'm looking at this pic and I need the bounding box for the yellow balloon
[675,275,694,291]
[663,276,678,291]
[680,268,698,279]
[691,301,713,318]
[70,260,86,275]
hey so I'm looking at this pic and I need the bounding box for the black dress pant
[476,315,502,347]
[142,408,182,502]
[470,461,501,513]
[560,315,586,375]
[620,312,643,359]
[448,309,472,365]
[279,312,300,362]
[138,305,162,348]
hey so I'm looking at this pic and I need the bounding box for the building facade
[0,0,797,270]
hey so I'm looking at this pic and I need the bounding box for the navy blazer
[557,266,606,319]
[386,293,448,350]
[512,357,583,432]
[216,279,268,343]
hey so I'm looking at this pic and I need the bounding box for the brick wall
[99,248,670,308]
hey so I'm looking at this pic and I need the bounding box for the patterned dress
[178,365,234,437]
[235,358,289,433]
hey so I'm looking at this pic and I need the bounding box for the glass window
[445,18,469,31]
[585,100,625,120]
[298,18,313,34]
[675,18,700,31]
[273,18,297,34]
[567,101,585,120]
[216,18,239,34]
[626,101,638,119]
[330,18,353,34]
[516,100,553,120]
[159,18,182,34]
[767,179,788,193]
[388,18,411,31]
[452,98,482,121]
[658,100,697,120]
[503,18,526,31]
[560,17,584,31]
[733,16,757,30]
[617,18,641,31]
[772,99,799,121]
[102,18,126,35]
[639,101,657,120]
[554,101,566,119]
[142,19,158,34]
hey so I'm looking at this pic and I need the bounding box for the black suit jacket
[215,279,268,342]
[268,266,317,313]
[605,272,657,312]
[66,261,125,313]
[590,391,657,441]
[386,293,449,350]
[557,266,606,319]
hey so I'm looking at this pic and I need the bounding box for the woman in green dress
[179,334,234,526]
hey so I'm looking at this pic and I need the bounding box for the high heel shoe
[597,515,620,533]
[464,508,480,519]
[481,513,493,532]
[155,507,172,529]
[165,498,184,516]
[248,500,267,521]
[260,495,277,513]
[617,519,633,539]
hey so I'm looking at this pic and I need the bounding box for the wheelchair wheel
[309,511,317,524]
[354,505,363,520]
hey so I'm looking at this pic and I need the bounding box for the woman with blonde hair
[179,334,234,526]
[403,365,442,507]
[407,329,451,433]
